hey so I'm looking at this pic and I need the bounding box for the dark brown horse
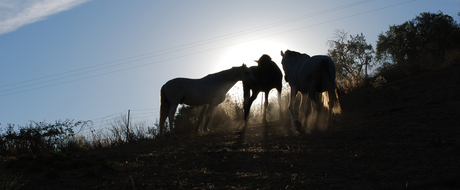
[242,54,283,132]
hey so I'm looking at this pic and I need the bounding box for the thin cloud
[0,0,91,35]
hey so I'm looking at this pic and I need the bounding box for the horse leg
[160,113,169,138]
[198,104,211,135]
[242,91,258,134]
[159,105,169,139]
[262,92,270,139]
[317,92,327,130]
[300,93,310,132]
[159,87,171,139]
[167,103,179,139]
[288,88,301,132]
[288,88,297,121]
[243,84,251,122]
[277,90,282,120]
[205,101,220,134]
[196,105,207,132]
[306,95,317,134]
[263,92,269,124]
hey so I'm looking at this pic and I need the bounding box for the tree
[376,11,460,73]
[327,30,375,89]
[347,32,375,79]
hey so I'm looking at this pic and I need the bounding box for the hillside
[2,63,460,189]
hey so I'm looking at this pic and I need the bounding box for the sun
[218,39,287,71]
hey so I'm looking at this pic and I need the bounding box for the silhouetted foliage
[173,93,244,135]
[105,114,154,145]
[376,11,460,79]
[0,120,90,156]
[327,30,375,92]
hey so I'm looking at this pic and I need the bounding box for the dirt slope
[5,63,460,189]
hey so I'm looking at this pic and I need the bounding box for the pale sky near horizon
[1,0,459,131]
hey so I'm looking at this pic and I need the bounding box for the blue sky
[1,0,459,129]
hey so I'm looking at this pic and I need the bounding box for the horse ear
[242,63,246,67]
[280,50,284,57]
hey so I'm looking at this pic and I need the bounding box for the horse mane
[204,64,245,78]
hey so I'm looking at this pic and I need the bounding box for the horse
[280,50,341,133]
[159,64,257,139]
[242,54,283,132]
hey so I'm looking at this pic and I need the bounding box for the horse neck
[205,67,243,90]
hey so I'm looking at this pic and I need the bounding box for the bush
[173,93,244,135]
[370,76,387,89]
[0,120,90,156]
[0,173,28,190]
[336,75,367,94]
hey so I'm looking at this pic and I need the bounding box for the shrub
[371,76,387,89]
[0,173,28,190]
[0,120,90,156]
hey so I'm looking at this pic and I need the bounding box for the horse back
[245,63,282,92]
[310,56,336,88]
[162,78,189,103]
[290,55,335,93]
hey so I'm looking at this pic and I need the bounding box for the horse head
[255,54,272,66]
[281,50,311,82]
[280,50,292,81]
[239,63,257,87]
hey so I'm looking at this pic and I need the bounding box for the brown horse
[242,54,283,133]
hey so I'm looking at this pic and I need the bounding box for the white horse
[159,64,257,138]
[281,50,341,133]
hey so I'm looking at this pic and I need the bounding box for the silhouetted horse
[160,64,257,139]
[281,50,341,133]
[242,54,283,132]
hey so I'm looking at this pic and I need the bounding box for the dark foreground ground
[2,63,460,189]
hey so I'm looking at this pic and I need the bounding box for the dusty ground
[2,63,460,189]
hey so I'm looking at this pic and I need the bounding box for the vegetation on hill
[328,11,460,93]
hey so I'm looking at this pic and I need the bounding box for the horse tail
[329,88,342,115]
[159,85,170,137]
[323,59,342,115]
